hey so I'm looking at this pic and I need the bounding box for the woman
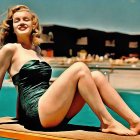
[0,5,140,135]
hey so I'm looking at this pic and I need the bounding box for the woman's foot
[130,119,140,134]
[101,120,136,136]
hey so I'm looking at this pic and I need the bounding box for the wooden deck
[0,117,140,140]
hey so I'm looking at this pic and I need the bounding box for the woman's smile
[18,24,28,31]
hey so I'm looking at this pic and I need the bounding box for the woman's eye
[14,19,19,23]
[24,18,30,21]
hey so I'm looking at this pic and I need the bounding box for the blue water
[0,138,11,140]
[0,86,17,140]
[1,84,140,139]
[69,91,140,128]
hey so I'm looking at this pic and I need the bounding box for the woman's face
[13,11,34,37]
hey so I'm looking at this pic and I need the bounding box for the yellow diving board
[0,117,140,140]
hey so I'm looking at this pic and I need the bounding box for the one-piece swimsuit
[12,60,52,129]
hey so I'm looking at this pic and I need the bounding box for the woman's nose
[19,22,25,26]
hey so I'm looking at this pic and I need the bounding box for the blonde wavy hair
[0,5,42,47]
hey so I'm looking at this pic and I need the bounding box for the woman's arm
[0,44,20,118]
[0,44,15,89]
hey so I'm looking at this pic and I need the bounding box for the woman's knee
[71,62,91,78]
[91,71,107,85]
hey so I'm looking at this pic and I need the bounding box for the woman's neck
[20,42,33,49]
[17,36,33,50]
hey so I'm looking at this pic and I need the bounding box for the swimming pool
[1,72,140,139]
[70,90,140,128]
[1,83,140,128]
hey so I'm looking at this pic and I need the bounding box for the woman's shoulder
[1,43,20,53]
[2,43,20,49]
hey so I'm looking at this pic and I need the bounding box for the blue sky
[0,0,140,34]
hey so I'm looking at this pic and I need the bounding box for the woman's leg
[38,62,136,135]
[91,70,140,134]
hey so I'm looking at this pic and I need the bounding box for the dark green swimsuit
[12,60,52,130]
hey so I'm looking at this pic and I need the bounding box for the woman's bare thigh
[65,91,85,119]
[38,62,86,128]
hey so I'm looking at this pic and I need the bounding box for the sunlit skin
[0,7,140,136]
[13,11,35,49]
